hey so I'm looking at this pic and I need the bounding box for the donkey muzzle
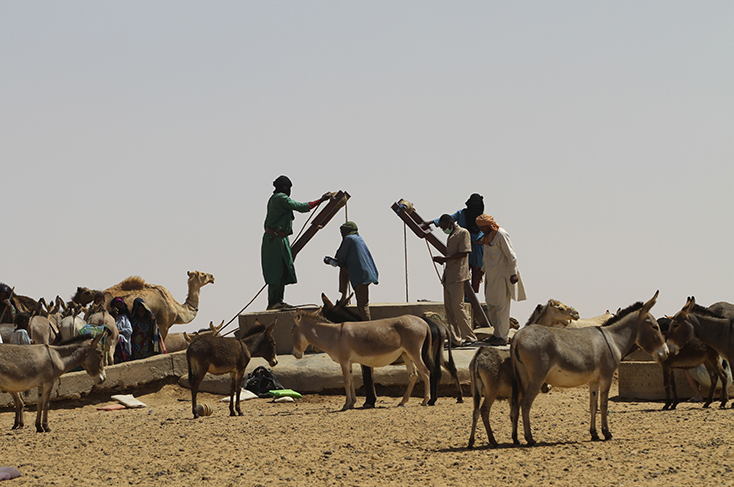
[653,343,670,363]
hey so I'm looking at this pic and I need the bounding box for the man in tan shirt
[433,214,478,346]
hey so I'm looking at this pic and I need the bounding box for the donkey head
[291,310,309,359]
[634,291,669,363]
[82,331,108,384]
[665,296,697,356]
[256,320,278,367]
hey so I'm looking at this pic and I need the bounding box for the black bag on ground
[243,366,284,398]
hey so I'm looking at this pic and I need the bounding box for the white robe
[482,227,526,305]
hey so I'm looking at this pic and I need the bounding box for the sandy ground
[1,379,733,486]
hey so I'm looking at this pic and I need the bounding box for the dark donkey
[321,294,462,406]
[511,291,669,446]
[657,317,728,410]
[186,320,278,418]
[666,297,734,408]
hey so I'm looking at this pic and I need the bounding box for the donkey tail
[470,354,482,411]
[421,327,435,374]
[510,340,522,413]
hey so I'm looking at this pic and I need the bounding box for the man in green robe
[262,175,329,309]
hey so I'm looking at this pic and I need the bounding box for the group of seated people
[109,296,166,361]
[2,290,165,362]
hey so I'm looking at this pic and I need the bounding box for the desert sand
[1,378,733,486]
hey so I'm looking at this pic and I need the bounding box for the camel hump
[119,276,148,291]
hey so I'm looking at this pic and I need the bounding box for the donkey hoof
[456,397,464,404]
[526,439,537,447]
[361,402,375,409]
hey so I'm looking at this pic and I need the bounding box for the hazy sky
[2,2,732,334]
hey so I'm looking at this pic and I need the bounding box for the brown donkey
[186,320,277,418]
[511,291,669,446]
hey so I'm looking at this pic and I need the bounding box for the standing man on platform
[427,194,486,293]
[262,175,330,310]
[324,221,379,321]
[475,213,526,346]
[433,214,478,347]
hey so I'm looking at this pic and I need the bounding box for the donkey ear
[321,293,332,308]
[641,290,659,316]
[266,319,277,336]
[91,331,105,348]
[682,296,696,314]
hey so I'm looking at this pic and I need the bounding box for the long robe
[261,192,311,287]
[482,227,526,305]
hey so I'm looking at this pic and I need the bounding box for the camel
[567,310,617,328]
[102,271,215,340]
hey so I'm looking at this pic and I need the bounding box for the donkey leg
[520,382,543,446]
[589,382,601,441]
[599,382,613,441]
[662,367,672,410]
[11,393,24,430]
[669,369,679,410]
[234,367,246,416]
[416,358,433,407]
[717,362,729,408]
[479,395,498,447]
[398,359,419,406]
[704,365,717,409]
[190,369,206,419]
[340,363,356,410]
[41,383,54,433]
[229,373,239,416]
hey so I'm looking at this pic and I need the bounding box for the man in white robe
[476,214,526,345]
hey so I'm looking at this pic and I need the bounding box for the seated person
[130,298,165,360]
[10,313,32,345]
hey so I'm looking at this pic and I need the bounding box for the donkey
[0,332,107,432]
[467,346,553,448]
[666,297,734,398]
[657,317,728,410]
[468,346,514,448]
[292,309,435,410]
[321,294,462,406]
[85,310,120,366]
[28,297,59,345]
[511,291,669,446]
[186,320,277,419]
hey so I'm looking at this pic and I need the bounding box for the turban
[340,221,359,236]
[272,175,292,188]
[475,214,500,232]
[465,193,484,206]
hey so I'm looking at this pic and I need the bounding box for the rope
[403,223,409,302]
[425,238,444,283]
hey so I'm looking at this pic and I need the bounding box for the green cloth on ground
[269,389,302,398]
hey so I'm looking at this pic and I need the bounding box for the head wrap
[340,221,359,236]
[110,297,130,315]
[464,194,484,234]
[273,175,292,189]
[0,283,11,297]
[465,193,484,207]
[475,214,500,232]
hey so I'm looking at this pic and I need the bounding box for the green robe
[261,192,311,286]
